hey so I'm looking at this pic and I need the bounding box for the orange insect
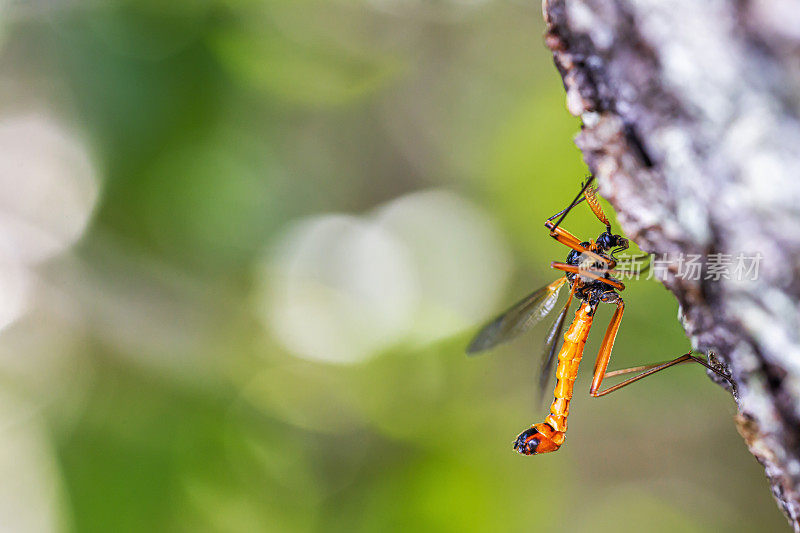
[467,176,731,455]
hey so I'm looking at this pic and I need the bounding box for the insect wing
[466,277,567,355]
[538,291,573,402]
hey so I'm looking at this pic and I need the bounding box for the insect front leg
[545,175,594,235]
[551,262,625,291]
[544,177,593,250]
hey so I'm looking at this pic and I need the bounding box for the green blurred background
[0,1,786,532]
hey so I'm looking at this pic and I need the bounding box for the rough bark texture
[541,0,800,529]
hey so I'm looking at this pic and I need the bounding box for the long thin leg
[542,177,614,267]
[604,359,692,378]
[547,235,613,267]
[589,293,625,396]
[590,353,734,397]
[546,196,586,225]
[547,226,586,250]
[546,230,614,267]
[543,178,592,251]
[548,176,594,234]
[587,291,735,396]
[551,262,625,291]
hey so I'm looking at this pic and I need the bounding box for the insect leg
[546,176,595,235]
[543,186,615,265]
[551,262,624,291]
[590,352,734,397]
[543,178,597,252]
[546,196,587,225]
[545,224,585,251]
[588,291,625,396]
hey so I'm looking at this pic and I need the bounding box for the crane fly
[467,176,732,455]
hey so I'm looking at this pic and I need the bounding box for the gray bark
[541,0,800,528]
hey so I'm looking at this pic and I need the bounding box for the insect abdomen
[546,302,594,433]
[513,301,594,455]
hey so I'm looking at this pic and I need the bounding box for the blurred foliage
[0,0,787,532]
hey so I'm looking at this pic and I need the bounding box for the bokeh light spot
[260,214,417,364]
[259,191,512,362]
[375,189,512,344]
[0,114,99,265]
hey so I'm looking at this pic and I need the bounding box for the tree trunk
[541,0,800,528]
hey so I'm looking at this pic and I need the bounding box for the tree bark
[541,0,800,529]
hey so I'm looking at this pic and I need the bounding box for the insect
[467,176,731,455]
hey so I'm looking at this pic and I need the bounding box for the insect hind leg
[592,352,735,397]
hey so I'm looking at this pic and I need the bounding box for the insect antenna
[583,180,611,230]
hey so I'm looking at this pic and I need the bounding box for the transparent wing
[466,277,567,355]
[538,291,573,403]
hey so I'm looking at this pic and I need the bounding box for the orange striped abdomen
[546,302,594,433]
[513,302,594,455]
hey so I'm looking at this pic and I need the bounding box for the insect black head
[596,231,628,254]
[596,231,615,250]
